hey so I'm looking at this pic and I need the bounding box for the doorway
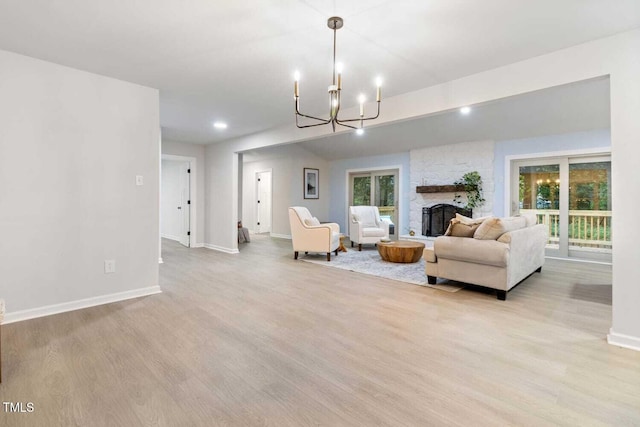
[255,170,272,234]
[161,157,194,248]
[510,153,611,262]
[349,169,399,237]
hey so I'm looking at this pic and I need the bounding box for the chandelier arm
[296,121,337,129]
[333,119,358,130]
[295,100,332,123]
[296,112,332,123]
[335,102,381,122]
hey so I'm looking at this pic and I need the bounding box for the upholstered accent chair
[349,206,391,251]
[288,207,341,261]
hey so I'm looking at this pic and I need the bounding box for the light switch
[136,175,144,186]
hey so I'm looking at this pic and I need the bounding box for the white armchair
[349,206,390,251]
[288,207,341,261]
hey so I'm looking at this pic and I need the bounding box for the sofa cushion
[434,236,509,267]
[362,227,386,237]
[444,219,480,237]
[474,216,527,240]
[353,209,378,227]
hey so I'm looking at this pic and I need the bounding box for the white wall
[161,140,206,246]
[0,49,160,320]
[242,144,330,237]
[409,140,494,233]
[203,29,640,350]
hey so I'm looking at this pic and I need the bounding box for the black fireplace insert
[422,204,472,236]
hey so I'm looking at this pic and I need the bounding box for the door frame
[254,168,273,234]
[161,154,197,248]
[505,146,610,261]
[345,165,403,235]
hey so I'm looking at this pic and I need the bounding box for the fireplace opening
[422,204,472,237]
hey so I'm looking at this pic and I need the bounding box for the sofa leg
[358,244,362,251]
[351,241,354,248]
[327,252,331,262]
[294,251,299,260]
[536,266,542,273]
[497,290,507,301]
[427,275,437,285]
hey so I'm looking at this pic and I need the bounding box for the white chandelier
[293,16,382,134]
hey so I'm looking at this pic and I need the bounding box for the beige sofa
[423,215,547,300]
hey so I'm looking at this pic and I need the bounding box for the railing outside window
[521,209,612,251]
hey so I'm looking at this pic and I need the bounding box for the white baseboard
[608,329,640,352]
[161,233,181,242]
[192,243,204,248]
[204,243,239,254]
[3,286,163,325]
[270,233,292,240]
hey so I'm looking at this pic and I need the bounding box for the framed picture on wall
[304,168,319,199]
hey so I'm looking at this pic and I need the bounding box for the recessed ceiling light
[213,122,228,129]
[460,106,471,115]
[356,128,364,136]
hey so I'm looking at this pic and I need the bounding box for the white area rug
[300,246,464,293]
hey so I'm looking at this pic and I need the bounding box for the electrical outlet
[104,259,116,274]
[136,175,144,186]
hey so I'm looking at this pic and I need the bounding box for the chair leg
[294,251,298,260]
[327,252,331,261]
[334,249,338,256]
[427,275,437,285]
[497,290,507,301]
[305,251,308,254]
[358,244,362,251]
[351,241,354,248]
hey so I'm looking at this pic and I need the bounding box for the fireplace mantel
[416,185,469,193]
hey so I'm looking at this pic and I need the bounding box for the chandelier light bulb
[294,71,300,81]
[460,106,471,115]
[356,128,364,135]
[358,94,366,104]
[375,76,383,87]
[336,62,344,74]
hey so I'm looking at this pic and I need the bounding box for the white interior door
[178,161,191,247]
[256,170,272,233]
[161,160,190,247]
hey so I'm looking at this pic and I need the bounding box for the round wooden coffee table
[377,240,425,263]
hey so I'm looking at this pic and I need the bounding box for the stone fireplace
[422,204,472,236]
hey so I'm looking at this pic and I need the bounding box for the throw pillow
[304,217,320,227]
[355,209,378,227]
[444,218,481,237]
[474,216,527,240]
[456,213,490,225]
[518,213,537,227]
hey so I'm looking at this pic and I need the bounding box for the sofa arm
[501,224,547,269]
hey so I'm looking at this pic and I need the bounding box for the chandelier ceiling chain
[294,16,382,133]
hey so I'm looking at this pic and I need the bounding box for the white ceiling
[0,1,637,144]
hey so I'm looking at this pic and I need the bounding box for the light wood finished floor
[1,235,639,426]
